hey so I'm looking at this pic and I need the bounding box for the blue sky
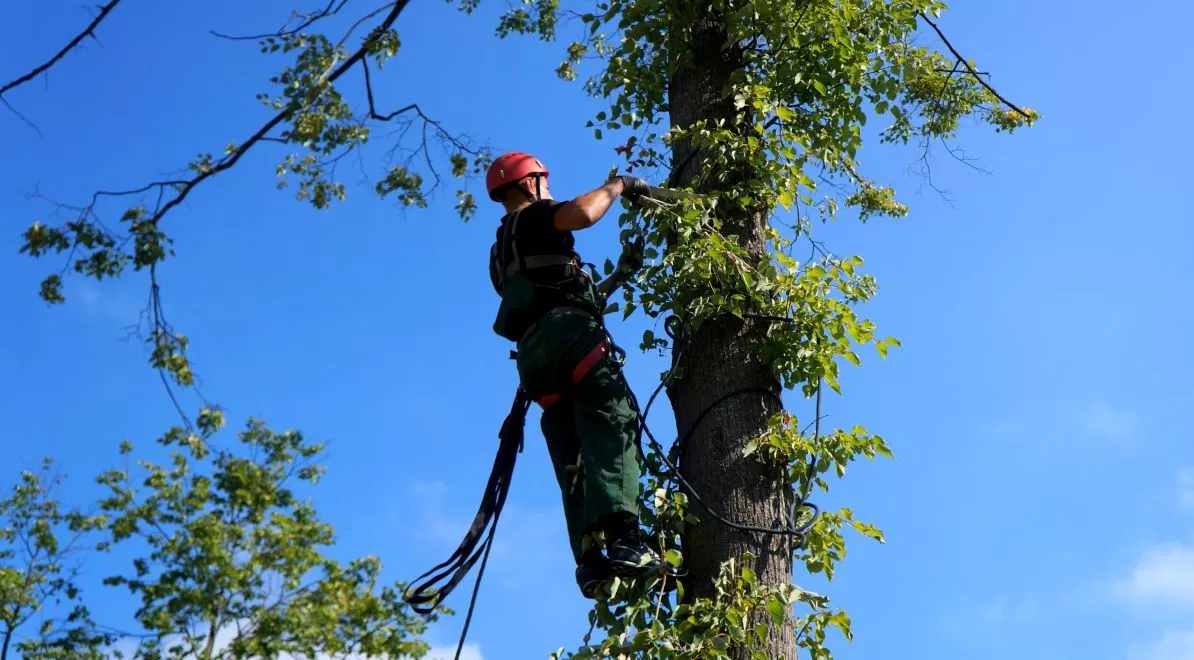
[2,1,1193,658]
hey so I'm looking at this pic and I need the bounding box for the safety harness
[488,202,611,411]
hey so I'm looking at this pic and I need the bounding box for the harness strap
[492,207,523,293]
[505,254,575,277]
[536,341,609,409]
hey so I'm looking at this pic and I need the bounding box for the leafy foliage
[1,415,439,658]
[92,412,440,658]
[0,461,110,659]
[18,1,492,308]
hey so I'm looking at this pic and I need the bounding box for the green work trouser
[515,307,641,564]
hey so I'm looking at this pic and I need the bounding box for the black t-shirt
[489,199,578,294]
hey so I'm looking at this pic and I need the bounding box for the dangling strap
[403,388,531,615]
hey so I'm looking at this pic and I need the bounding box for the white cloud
[72,280,142,324]
[1179,469,1194,511]
[426,643,483,660]
[977,595,1042,625]
[1120,545,1194,607]
[1128,629,1194,660]
[405,480,571,575]
[1079,400,1136,438]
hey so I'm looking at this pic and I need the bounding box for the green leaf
[766,595,787,627]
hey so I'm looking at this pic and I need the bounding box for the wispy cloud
[1079,399,1136,439]
[427,642,483,660]
[403,480,572,581]
[1128,628,1194,660]
[977,595,1042,626]
[1119,545,1194,607]
[937,592,1048,639]
[72,279,143,325]
[1179,468,1194,511]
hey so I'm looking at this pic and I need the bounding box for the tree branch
[106,0,409,234]
[917,12,1033,119]
[0,1,122,97]
[20,1,411,423]
[361,56,486,195]
[210,0,351,41]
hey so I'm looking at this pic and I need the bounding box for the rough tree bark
[665,12,800,660]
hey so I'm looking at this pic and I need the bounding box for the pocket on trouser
[572,357,641,522]
[515,309,603,399]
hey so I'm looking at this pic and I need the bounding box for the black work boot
[603,513,664,578]
[575,549,611,598]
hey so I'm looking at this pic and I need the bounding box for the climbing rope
[403,390,531,660]
[614,313,822,542]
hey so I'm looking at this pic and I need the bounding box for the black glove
[616,175,650,201]
[617,235,645,275]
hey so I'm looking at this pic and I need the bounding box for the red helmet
[486,151,549,201]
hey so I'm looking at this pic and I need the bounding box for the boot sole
[608,557,665,578]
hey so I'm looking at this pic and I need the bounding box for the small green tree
[93,409,440,659]
[0,460,110,660]
[1,414,439,659]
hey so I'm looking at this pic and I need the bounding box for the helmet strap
[518,174,544,203]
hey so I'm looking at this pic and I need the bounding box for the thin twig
[1,96,42,135]
[138,0,410,231]
[211,0,352,40]
[917,12,1033,119]
[0,0,122,97]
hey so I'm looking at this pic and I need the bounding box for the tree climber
[486,151,661,598]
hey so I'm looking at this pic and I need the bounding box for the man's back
[489,199,578,294]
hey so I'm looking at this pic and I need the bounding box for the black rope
[618,313,821,542]
[403,389,531,626]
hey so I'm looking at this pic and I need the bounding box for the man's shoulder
[526,198,567,217]
[514,199,569,232]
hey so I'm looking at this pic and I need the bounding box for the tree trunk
[666,13,799,660]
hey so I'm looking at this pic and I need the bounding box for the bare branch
[917,12,1033,119]
[1,96,42,136]
[361,57,486,194]
[109,0,409,232]
[211,0,351,41]
[0,1,122,98]
[337,2,399,49]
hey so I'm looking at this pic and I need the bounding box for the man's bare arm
[553,178,625,231]
[553,175,649,231]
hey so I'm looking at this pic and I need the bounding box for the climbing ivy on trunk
[496,1,1036,657]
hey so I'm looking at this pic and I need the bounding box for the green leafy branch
[18,0,492,428]
[549,553,851,659]
[93,411,441,659]
[1,460,111,660]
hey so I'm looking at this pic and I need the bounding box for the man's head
[486,151,552,211]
